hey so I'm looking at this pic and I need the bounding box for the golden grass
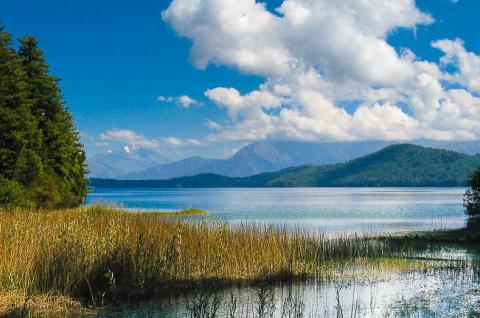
[0,205,422,309]
[0,291,88,317]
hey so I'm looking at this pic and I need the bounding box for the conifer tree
[19,36,88,207]
[0,26,87,208]
[0,27,40,207]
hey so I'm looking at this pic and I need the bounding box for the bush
[464,168,480,217]
[0,178,34,208]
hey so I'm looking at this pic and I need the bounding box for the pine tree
[18,36,88,207]
[0,26,40,207]
[0,26,87,208]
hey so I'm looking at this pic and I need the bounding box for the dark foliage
[464,168,480,217]
[0,27,87,208]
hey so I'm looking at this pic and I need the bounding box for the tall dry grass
[0,205,403,305]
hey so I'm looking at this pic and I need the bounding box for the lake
[86,187,480,317]
[87,187,467,236]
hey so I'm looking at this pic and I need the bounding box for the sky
[2,0,480,159]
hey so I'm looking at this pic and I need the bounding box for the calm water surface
[98,269,480,317]
[85,187,480,317]
[87,187,467,235]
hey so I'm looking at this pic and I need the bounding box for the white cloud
[163,0,480,142]
[99,129,206,150]
[205,87,282,117]
[205,119,222,130]
[157,96,175,103]
[157,94,199,108]
[432,38,480,92]
[100,129,160,149]
[177,95,199,107]
[162,136,204,146]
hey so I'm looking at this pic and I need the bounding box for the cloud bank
[163,0,480,142]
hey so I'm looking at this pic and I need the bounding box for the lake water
[87,187,467,236]
[98,268,480,317]
[86,187,480,317]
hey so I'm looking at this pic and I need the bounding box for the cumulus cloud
[432,38,480,92]
[157,94,199,108]
[157,96,175,103]
[163,0,480,142]
[205,87,282,117]
[162,136,204,146]
[205,119,222,130]
[177,95,199,107]
[100,129,160,149]
[100,129,204,149]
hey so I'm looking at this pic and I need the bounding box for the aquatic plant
[0,205,426,309]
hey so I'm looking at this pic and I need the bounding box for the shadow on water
[96,263,480,318]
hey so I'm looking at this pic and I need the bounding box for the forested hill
[90,144,480,188]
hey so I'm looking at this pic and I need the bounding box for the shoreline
[0,205,477,317]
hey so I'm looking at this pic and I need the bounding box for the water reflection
[86,188,479,317]
[87,188,467,236]
[98,265,480,317]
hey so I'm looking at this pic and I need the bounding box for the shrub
[464,168,480,217]
[0,178,34,208]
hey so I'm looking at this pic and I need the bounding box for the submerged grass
[0,205,438,314]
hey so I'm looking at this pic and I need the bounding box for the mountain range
[90,144,480,188]
[88,140,480,179]
[87,146,171,178]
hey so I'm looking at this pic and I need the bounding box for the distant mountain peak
[87,146,172,178]
[89,139,480,179]
[90,143,480,188]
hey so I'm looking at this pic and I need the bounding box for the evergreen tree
[464,168,480,217]
[0,26,40,207]
[0,26,87,208]
[18,36,88,207]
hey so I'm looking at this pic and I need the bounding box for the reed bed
[0,205,414,307]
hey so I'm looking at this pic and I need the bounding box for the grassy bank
[384,217,480,245]
[0,205,437,315]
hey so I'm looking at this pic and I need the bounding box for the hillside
[90,144,480,188]
[89,140,480,179]
[117,140,393,179]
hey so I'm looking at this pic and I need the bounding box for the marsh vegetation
[0,204,450,316]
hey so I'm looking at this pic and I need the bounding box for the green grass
[139,208,209,217]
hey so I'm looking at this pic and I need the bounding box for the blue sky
[2,0,480,159]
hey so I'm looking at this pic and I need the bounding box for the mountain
[87,160,122,179]
[264,144,480,187]
[418,140,480,155]
[120,156,221,180]
[119,140,393,179]
[87,146,171,178]
[90,144,480,188]
[119,140,480,180]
